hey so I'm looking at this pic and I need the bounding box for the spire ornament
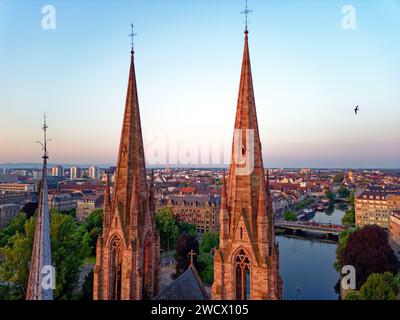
[241,0,252,33]
[129,23,137,53]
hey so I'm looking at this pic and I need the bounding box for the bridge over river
[275,221,348,236]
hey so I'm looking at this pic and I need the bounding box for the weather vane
[129,23,137,51]
[241,0,252,32]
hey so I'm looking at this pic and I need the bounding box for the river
[277,207,345,300]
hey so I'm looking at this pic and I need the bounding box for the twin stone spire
[26,27,282,301]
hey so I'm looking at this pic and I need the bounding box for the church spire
[26,115,53,300]
[93,25,159,300]
[212,11,282,300]
[112,28,148,235]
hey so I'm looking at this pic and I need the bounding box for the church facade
[211,28,283,300]
[93,47,160,300]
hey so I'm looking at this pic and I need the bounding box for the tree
[341,209,355,227]
[81,269,94,300]
[21,202,38,219]
[337,186,350,198]
[198,232,219,285]
[333,173,345,183]
[0,213,27,247]
[178,222,196,237]
[0,217,35,298]
[349,191,355,208]
[325,190,335,202]
[79,209,103,256]
[174,233,200,278]
[284,211,297,221]
[0,211,90,299]
[335,228,357,272]
[60,208,76,219]
[155,208,179,252]
[359,272,399,300]
[294,198,314,211]
[200,231,219,255]
[344,291,360,300]
[50,212,91,299]
[198,253,214,285]
[341,225,399,289]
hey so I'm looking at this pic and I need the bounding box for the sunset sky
[1,0,399,168]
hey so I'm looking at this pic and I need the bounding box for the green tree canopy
[200,231,219,255]
[359,272,399,300]
[349,191,355,208]
[197,231,219,285]
[0,213,27,247]
[198,253,214,285]
[294,198,314,210]
[155,208,179,252]
[341,209,355,227]
[344,291,360,300]
[333,173,345,183]
[178,222,196,237]
[284,211,297,221]
[324,190,336,202]
[0,211,90,299]
[79,209,103,256]
[337,186,350,198]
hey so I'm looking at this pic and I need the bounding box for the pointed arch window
[235,249,251,300]
[110,236,122,300]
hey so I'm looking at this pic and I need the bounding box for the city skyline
[1,0,400,168]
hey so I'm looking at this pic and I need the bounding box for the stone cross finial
[188,249,196,266]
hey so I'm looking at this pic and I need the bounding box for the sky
[0,0,399,168]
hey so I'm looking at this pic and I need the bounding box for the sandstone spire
[93,39,159,300]
[212,29,282,300]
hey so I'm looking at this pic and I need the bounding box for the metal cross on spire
[241,0,252,32]
[36,114,50,162]
[129,23,137,51]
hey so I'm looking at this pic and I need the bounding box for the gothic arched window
[110,236,122,300]
[235,249,251,300]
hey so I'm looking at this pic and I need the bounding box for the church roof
[154,265,209,300]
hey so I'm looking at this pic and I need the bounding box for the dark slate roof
[154,265,209,300]
[168,194,221,207]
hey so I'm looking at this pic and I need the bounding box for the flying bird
[354,105,359,115]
